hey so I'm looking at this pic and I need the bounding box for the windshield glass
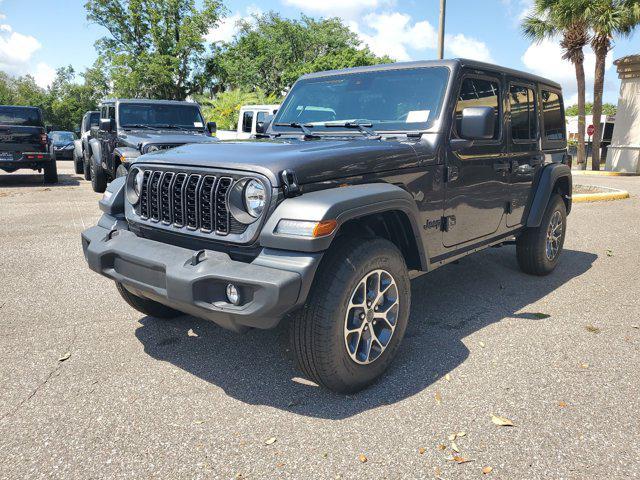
[51,131,75,143]
[0,107,43,127]
[89,112,100,127]
[273,67,450,133]
[118,103,205,129]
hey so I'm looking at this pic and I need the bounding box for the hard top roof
[100,99,200,106]
[300,58,562,89]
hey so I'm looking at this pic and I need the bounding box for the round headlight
[244,179,266,218]
[126,168,144,204]
[146,145,160,153]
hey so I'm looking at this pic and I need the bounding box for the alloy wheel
[545,210,563,260]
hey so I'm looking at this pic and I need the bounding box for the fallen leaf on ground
[434,466,443,477]
[358,454,367,463]
[482,466,493,474]
[187,329,198,337]
[580,363,589,369]
[452,455,473,464]
[445,373,451,381]
[58,352,71,362]
[491,414,515,427]
[585,324,601,333]
[448,433,456,441]
[194,420,206,424]
[631,325,639,329]
[264,437,277,445]
[479,341,486,348]
[606,249,613,257]
[435,390,442,403]
[418,447,426,455]
[437,444,447,451]
[451,441,460,453]
[558,401,568,408]
[457,431,466,437]
[532,312,551,319]
[276,462,285,468]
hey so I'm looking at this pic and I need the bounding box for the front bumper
[81,222,322,332]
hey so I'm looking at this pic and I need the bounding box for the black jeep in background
[82,59,572,393]
[88,99,217,193]
[0,105,57,183]
[74,110,100,179]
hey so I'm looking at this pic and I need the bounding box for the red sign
[587,124,595,136]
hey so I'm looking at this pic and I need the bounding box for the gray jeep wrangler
[82,59,572,393]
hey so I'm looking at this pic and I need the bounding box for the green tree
[522,0,590,166]
[197,88,280,130]
[584,0,639,170]
[85,0,223,99]
[565,102,617,115]
[214,13,391,96]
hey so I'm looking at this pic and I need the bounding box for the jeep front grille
[135,169,238,236]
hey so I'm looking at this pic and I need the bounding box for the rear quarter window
[541,90,565,141]
[0,107,43,127]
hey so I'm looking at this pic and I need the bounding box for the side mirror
[255,115,274,135]
[460,107,495,140]
[207,121,217,135]
[100,118,114,132]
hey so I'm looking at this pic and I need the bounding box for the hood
[53,141,74,148]
[134,136,428,186]
[118,129,217,150]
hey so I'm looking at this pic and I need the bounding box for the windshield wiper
[273,122,319,139]
[122,124,154,130]
[153,124,191,130]
[322,121,381,139]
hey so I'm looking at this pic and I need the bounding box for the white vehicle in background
[215,104,280,140]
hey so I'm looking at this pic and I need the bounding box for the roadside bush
[197,89,280,131]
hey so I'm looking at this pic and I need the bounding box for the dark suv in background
[88,99,217,193]
[75,110,100,179]
[0,105,57,183]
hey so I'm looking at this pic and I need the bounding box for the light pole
[438,0,446,60]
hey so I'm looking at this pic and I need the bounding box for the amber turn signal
[312,220,338,237]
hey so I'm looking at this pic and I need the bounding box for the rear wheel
[43,159,58,184]
[116,282,182,319]
[90,155,107,193]
[290,237,411,393]
[516,194,566,275]
[74,154,83,174]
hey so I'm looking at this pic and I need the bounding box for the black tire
[83,150,91,181]
[116,282,182,319]
[290,237,411,393]
[516,194,567,275]
[43,160,58,184]
[74,155,83,174]
[90,155,107,193]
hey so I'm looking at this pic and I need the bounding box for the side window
[256,111,267,123]
[455,77,501,140]
[101,106,107,119]
[509,85,536,141]
[108,106,116,120]
[241,111,254,133]
[541,90,565,140]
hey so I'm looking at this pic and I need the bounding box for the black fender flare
[88,138,102,168]
[260,183,427,267]
[526,163,572,228]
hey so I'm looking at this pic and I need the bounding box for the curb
[571,170,639,177]
[573,189,630,203]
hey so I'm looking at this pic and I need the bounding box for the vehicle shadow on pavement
[134,247,596,420]
[0,173,80,187]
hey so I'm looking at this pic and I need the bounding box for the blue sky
[1,0,637,104]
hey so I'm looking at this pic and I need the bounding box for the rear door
[505,80,541,227]
[443,73,509,247]
[0,107,45,157]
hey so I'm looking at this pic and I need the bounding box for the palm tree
[585,0,639,170]
[522,0,590,167]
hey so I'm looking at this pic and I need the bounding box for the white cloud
[0,29,41,71]
[446,34,493,63]
[205,6,262,44]
[282,0,382,20]
[33,62,56,88]
[352,12,437,61]
[521,38,614,102]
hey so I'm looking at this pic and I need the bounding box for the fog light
[226,284,241,305]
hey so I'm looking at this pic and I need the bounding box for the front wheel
[290,237,411,393]
[90,155,107,193]
[83,150,91,180]
[516,194,567,275]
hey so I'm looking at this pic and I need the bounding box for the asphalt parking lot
[1,163,639,479]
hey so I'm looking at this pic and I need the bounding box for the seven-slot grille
[135,169,236,236]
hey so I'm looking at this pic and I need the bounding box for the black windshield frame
[272,66,451,135]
